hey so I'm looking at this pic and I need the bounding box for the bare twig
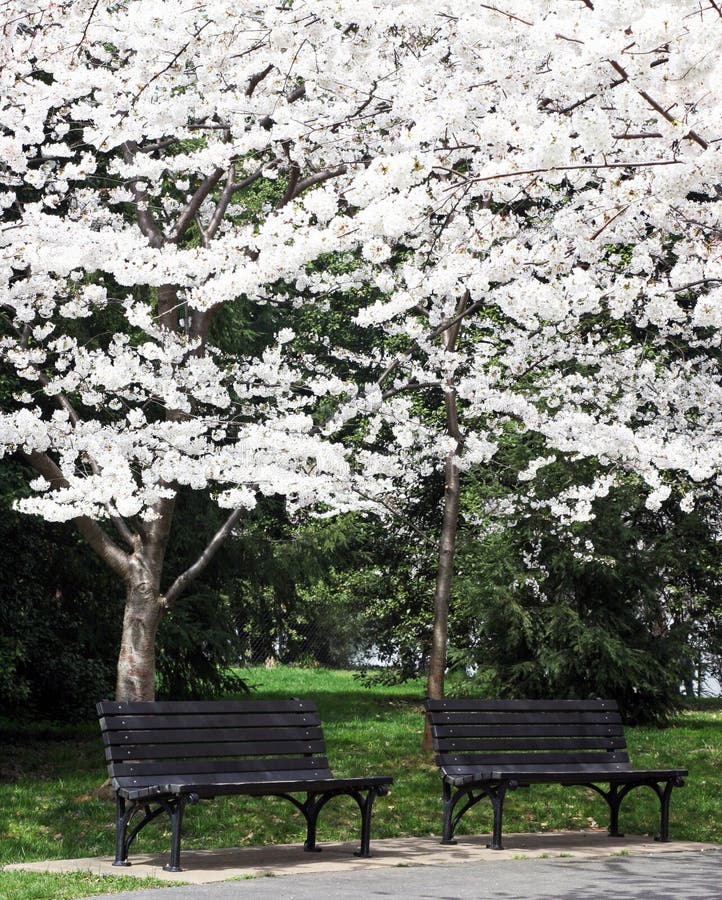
[436,157,682,188]
[612,132,663,140]
[73,0,100,56]
[668,278,722,293]
[589,204,630,240]
[479,4,534,26]
[608,60,708,149]
[131,21,212,106]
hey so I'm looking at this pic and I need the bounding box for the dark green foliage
[226,503,379,668]
[0,464,119,720]
[446,459,722,725]
[0,470,246,715]
[156,589,248,700]
[146,487,250,700]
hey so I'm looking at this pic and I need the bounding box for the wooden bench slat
[103,725,324,746]
[114,774,394,802]
[430,711,622,725]
[98,699,317,715]
[438,751,631,766]
[114,770,339,789]
[442,762,633,774]
[105,739,327,761]
[433,719,624,740]
[99,712,322,731]
[492,768,635,780]
[163,774,393,797]
[108,756,331,777]
[433,723,623,738]
[433,737,626,751]
[426,699,616,712]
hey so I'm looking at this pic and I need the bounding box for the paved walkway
[67,851,722,899]
[6,832,722,897]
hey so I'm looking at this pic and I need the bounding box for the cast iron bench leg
[355,788,379,858]
[607,783,624,838]
[488,783,508,851]
[303,793,322,853]
[162,794,199,872]
[441,780,457,845]
[164,797,186,873]
[113,796,133,867]
[657,779,682,843]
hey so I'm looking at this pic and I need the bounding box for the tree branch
[206,164,265,241]
[444,292,469,351]
[428,298,486,340]
[20,450,130,577]
[668,277,722,293]
[30,370,138,548]
[138,137,178,154]
[163,507,244,607]
[123,142,165,248]
[608,60,709,149]
[174,167,225,242]
[438,157,683,188]
[382,380,440,400]
[277,159,301,209]
[246,63,273,97]
[293,164,348,197]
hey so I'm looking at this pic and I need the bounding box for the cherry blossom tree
[1,0,419,700]
[316,0,722,709]
[2,1,720,706]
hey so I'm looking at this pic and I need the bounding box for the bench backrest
[97,699,334,786]
[425,698,632,775]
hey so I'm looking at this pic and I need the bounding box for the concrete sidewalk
[5,831,718,887]
[71,850,722,900]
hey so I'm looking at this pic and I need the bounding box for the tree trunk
[115,556,165,701]
[422,295,467,751]
[422,450,461,750]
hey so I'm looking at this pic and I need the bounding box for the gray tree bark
[422,295,467,750]
[116,564,164,701]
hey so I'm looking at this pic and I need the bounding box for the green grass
[0,872,178,900]
[1,667,721,898]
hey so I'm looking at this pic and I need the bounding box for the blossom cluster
[1,0,720,533]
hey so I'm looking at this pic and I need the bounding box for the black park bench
[425,698,687,850]
[97,699,393,872]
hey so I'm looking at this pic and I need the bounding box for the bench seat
[116,774,393,802]
[426,698,686,849]
[443,767,686,786]
[98,699,393,871]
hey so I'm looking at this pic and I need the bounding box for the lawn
[1,667,720,899]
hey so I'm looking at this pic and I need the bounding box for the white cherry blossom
[1,0,720,700]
